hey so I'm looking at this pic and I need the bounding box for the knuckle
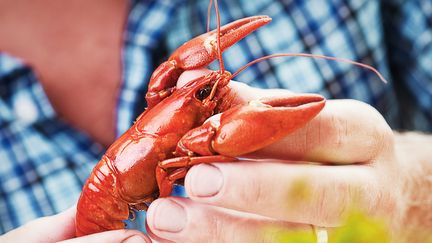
[315,108,347,152]
[202,208,246,243]
[357,101,394,159]
[369,182,401,219]
[343,100,394,161]
[208,217,225,243]
[237,175,267,207]
[314,180,351,226]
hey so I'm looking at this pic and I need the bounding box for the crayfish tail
[75,157,130,236]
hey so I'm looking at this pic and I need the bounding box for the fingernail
[189,164,223,197]
[153,199,186,232]
[122,235,150,243]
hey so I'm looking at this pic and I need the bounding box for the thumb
[177,68,212,88]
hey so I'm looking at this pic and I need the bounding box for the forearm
[394,132,432,241]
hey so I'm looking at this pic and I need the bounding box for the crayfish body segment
[75,70,233,236]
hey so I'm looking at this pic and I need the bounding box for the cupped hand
[0,206,151,243]
[145,69,403,242]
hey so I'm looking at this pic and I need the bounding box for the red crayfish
[75,1,384,236]
[75,13,326,236]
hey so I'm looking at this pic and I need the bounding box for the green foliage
[263,227,315,243]
[329,210,390,243]
[264,209,390,243]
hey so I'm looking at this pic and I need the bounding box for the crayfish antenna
[210,0,225,73]
[229,53,388,84]
[207,0,213,32]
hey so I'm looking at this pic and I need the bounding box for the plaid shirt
[1,0,431,234]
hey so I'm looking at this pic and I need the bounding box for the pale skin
[0,0,431,242]
[0,207,151,243]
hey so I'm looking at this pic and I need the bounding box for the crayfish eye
[196,85,212,101]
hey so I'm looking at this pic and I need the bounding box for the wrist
[394,132,432,241]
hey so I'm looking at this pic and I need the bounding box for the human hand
[0,206,151,243]
[144,69,430,242]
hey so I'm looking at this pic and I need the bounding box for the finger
[185,162,397,227]
[58,230,151,243]
[249,99,394,164]
[177,68,212,88]
[0,206,76,242]
[146,197,316,243]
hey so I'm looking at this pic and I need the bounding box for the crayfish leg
[157,167,188,197]
[156,155,236,197]
[145,60,181,108]
[130,192,159,211]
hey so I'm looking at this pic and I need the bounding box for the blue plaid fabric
[1,0,431,234]
[0,54,104,233]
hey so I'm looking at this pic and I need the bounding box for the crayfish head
[160,70,232,127]
[195,70,232,114]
